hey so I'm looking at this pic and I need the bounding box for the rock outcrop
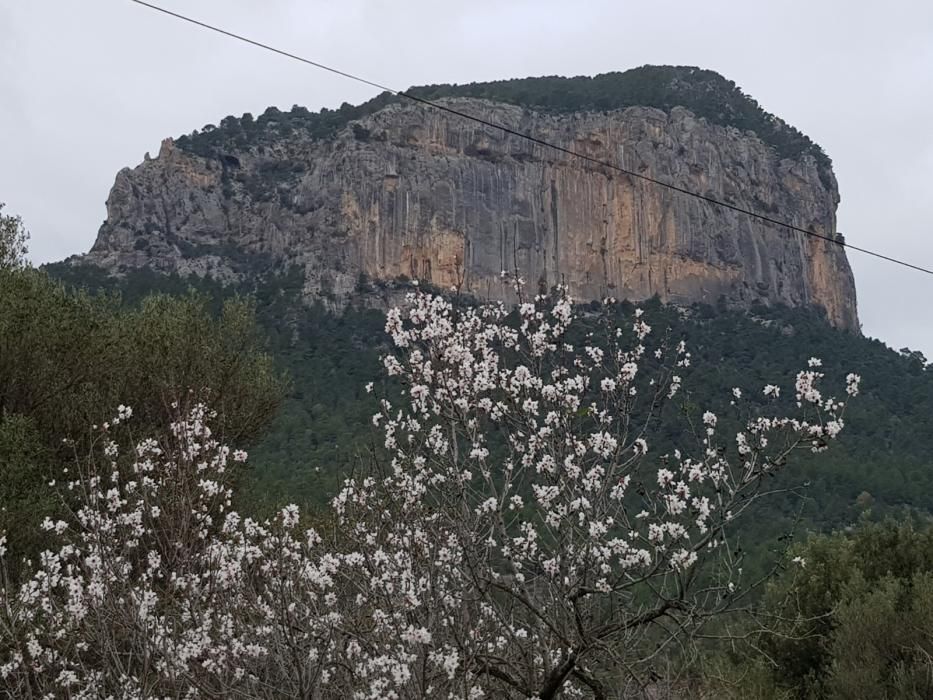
[83,95,858,329]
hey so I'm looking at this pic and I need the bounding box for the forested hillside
[46,262,933,538]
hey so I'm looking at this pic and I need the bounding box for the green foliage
[44,263,386,512]
[0,267,284,447]
[241,303,385,512]
[827,573,933,699]
[0,415,54,581]
[740,521,933,698]
[44,265,933,543]
[0,265,286,573]
[174,66,831,184]
[174,97,396,159]
[407,66,831,178]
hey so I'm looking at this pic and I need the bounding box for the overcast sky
[1,0,931,356]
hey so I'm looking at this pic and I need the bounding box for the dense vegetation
[0,264,285,576]
[708,520,933,698]
[45,264,933,540]
[0,248,926,696]
[174,65,832,184]
[43,263,384,510]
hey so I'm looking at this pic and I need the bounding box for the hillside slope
[46,264,931,546]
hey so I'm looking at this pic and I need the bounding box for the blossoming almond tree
[329,285,859,698]
[0,401,352,698]
[0,285,859,699]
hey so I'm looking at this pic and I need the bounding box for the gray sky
[2,0,931,356]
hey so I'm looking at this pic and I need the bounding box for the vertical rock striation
[83,97,858,329]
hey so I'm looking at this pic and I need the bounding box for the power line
[127,0,933,277]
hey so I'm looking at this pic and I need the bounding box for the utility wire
[127,0,933,276]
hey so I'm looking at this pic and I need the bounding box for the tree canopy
[174,66,831,184]
[0,264,286,574]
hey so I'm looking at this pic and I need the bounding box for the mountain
[76,66,858,328]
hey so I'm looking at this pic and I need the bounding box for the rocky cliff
[81,69,859,329]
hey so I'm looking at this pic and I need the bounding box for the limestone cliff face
[84,99,858,329]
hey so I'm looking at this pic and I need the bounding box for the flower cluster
[331,287,856,696]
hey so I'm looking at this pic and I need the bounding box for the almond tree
[0,203,29,271]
